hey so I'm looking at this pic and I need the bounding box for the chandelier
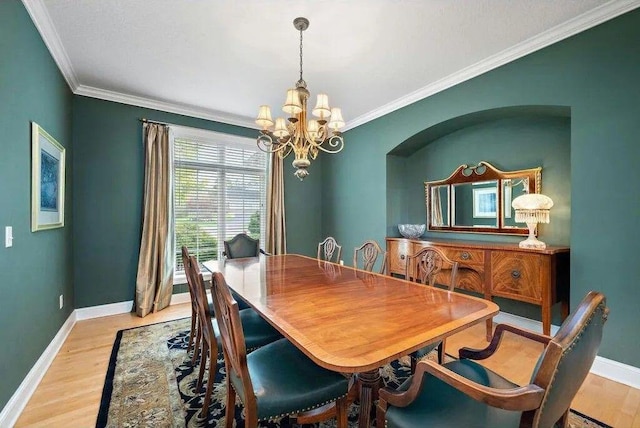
[256,17,345,180]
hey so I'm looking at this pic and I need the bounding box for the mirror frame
[424,161,541,235]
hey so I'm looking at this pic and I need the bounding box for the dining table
[203,254,499,427]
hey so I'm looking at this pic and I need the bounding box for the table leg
[357,368,381,428]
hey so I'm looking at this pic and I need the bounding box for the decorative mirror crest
[424,161,541,235]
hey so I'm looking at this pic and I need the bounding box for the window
[172,126,267,281]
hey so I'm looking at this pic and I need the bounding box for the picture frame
[31,122,65,231]
[473,187,497,218]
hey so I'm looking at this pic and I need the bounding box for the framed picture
[473,187,497,218]
[31,122,65,231]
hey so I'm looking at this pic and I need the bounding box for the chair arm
[459,323,552,360]
[380,359,545,411]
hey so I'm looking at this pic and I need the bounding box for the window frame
[170,125,267,285]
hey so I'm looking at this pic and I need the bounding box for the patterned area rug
[97,318,610,427]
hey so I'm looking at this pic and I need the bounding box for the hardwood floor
[14,302,640,427]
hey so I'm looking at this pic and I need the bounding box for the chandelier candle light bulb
[256,17,345,180]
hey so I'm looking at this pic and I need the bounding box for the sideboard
[386,237,570,339]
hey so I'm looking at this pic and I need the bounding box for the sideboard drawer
[491,251,544,304]
[441,247,485,266]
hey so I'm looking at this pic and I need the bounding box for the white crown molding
[495,311,640,390]
[344,0,640,131]
[21,0,79,91]
[0,311,76,428]
[75,85,258,130]
[25,0,640,131]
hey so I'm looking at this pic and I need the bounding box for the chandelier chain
[299,28,304,83]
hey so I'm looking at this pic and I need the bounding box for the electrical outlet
[339,259,344,265]
[59,294,64,309]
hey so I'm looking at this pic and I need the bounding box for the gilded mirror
[424,161,541,235]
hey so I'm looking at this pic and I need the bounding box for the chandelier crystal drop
[256,17,345,180]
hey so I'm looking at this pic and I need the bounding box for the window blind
[173,135,267,273]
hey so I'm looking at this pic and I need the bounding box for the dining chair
[377,291,609,428]
[223,233,269,310]
[405,246,459,371]
[183,253,282,417]
[210,271,350,427]
[317,236,342,263]
[353,240,387,274]
[223,233,268,258]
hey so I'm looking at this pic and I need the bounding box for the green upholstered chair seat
[212,309,282,351]
[231,289,251,310]
[231,338,349,421]
[385,359,522,428]
[410,342,440,360]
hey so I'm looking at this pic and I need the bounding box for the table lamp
[511,193,553,249]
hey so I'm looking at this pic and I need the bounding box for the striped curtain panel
[135,123,175,317]
[266,153,286,255]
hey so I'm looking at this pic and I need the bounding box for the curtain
[135,123,174,317]
[266,153,287,254]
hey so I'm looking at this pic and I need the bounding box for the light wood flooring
[14,302,640,427]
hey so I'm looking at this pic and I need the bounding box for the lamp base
[518,237,547,249]
[519,221,546,249]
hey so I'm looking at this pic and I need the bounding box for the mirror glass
[430,185,449,227]
[424,162,541,236]
[452,181,498,228]
[502,177,529,228]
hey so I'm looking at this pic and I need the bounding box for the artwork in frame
[31,122,65,231]
[473,187,497,218]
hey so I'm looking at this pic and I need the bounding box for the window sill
[173,270,211,286]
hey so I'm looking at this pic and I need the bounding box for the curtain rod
[139,118,172,126]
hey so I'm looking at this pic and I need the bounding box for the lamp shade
[312,93,331,119]
[307,119,320,140]
[512,193,553,224]
[283,89,303,115]
[273,117,290,138]
[327,107,345,131]
[256,105,274,129]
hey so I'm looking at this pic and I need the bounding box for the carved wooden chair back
[224,233,260,259]
[210,272,256,413]
[186,255,222,416]
[181,246,199,356]
[405,246,459,289]
[525,291,608,427]
[353,240,387,274]
[317,236,342,263]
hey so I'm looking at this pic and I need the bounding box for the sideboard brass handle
[461,251,470,260]
[400,254,405,260]
[511,270,521,279]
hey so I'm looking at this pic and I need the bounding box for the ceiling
[24,0,638,130]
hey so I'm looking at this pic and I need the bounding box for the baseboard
[74,300,134,320]
[0,311,76,427]
[494,311,640,389]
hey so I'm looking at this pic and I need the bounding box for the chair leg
[225,377,236,428]
[335,396,348,428]
[410,355,417,374]
[557,410,570,428]
[376,397,388,428]
[191,325,202,365]
[200,347,217,418]
[196,342,208,392]
[187,310,196,353]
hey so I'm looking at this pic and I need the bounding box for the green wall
[0,0,73,411]
[324,9,640,366]
[72,96,322,307]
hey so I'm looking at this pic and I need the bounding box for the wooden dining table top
[203,254,499,373]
